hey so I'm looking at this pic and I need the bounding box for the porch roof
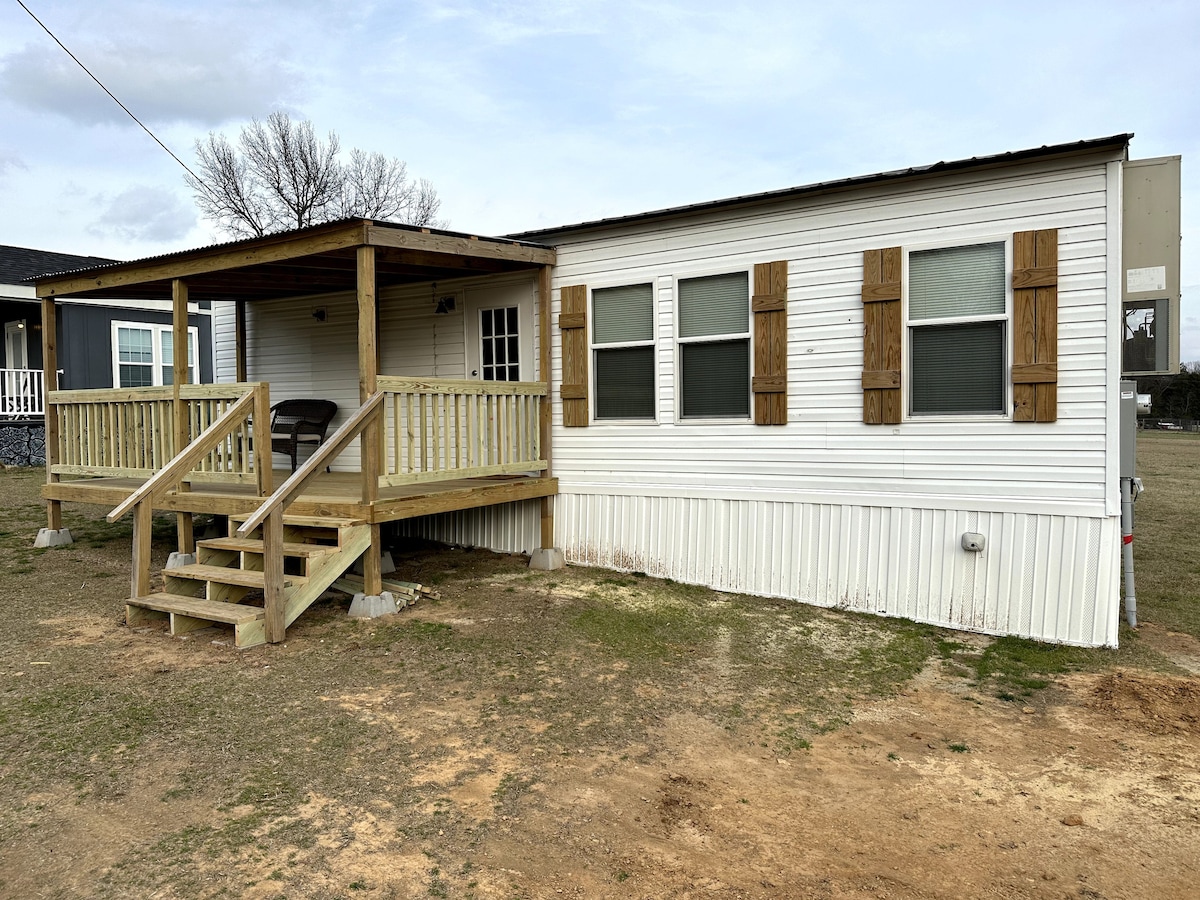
[32,218,557,303]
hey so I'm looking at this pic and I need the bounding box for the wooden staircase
[126,516,371,648]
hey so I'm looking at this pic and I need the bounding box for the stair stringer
[282,524,373,628]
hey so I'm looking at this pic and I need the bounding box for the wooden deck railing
[1,368,44,418]
[376,376,547,486]
[48,383,270,484]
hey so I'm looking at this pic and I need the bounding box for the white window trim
[589,280,659,424]
[902,236,1013,422]
[672,266,754,425]
[111,321,199,388]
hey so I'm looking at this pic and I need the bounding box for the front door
[464,282,535,382]
[4,320,28,369]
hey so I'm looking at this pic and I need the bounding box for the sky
[1,0,1198,362]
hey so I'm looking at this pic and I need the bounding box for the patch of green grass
[572,598,710,662]
[948,743,970,753]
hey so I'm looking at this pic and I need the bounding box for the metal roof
[508,134,1133,241]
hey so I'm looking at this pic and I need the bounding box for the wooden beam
[235,300,247,383]
[357,246,378,401]
[262,508,286,642]
[172,280,195,554]
[365,224,556,266]
[131,502,152,598]
[35,222,371,299]
[41,297,61,530]
[537,264,554,550]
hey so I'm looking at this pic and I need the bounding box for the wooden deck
[44,470,558,524]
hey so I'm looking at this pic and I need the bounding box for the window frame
[588,279,658,423]
[672,265,753,424]
[903,236,1012,421]
[111,321,199,388]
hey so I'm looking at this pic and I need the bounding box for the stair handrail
[236,391,385,537]
[107,390,259,523]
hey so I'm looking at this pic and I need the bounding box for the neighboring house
[0,245,215,464]
[33,134,1180,649]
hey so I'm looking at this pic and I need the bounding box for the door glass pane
[481,306,519,381]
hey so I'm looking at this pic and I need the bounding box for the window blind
[593,283,653,344]
[910,243,1005,320]
[681,340,750,418]
[911,322,1004,414]
[679,272,749,338]
[595,346,655,419]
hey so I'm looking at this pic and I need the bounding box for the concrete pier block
[166,552,197,569]
[348,591,399,618]
[34,528,73,549]
[529,548,565,571]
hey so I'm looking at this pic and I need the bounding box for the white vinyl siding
[529,148,1124,646]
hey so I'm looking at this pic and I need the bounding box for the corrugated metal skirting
[553,493,1121,647]
[397,499,542,556]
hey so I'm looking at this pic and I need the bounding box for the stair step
[231,513,366,529]
[197,537,337,558]
[165,564,303,589]
[128,593,264,625]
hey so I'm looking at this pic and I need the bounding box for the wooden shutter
[752,260,788,425]
[862,247,902,424]
[1012,229,1058,422]
[559,285,589,427]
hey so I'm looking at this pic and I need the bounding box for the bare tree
[188,112,443,239]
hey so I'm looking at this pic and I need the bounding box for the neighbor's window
[592,283,655,419]
[677,271,750,418]
[908,243,1006,416]
[113,322,197,388]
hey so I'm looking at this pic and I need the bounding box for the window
[677,271,750,418]
[112,322,197,388]
[480,306,520,381]
[592,283,655,419]
[907,242,1006,416]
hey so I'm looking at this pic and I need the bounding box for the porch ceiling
[33,219,556,303]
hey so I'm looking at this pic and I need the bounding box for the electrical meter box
[1122,156,1181,376]
[1120,379,1138,478]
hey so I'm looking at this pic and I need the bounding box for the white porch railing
[1,368,45,418]
[377,376,547,485]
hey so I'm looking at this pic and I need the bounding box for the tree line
[1139,362,1200,421]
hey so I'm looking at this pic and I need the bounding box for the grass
[0,433,1196,895]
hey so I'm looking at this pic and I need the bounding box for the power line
[14,0,216,198]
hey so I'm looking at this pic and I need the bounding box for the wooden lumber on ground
[332,572,440,605]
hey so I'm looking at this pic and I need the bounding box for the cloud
[0,148,27,178]
[87,185,196,243]
[0,19,302,128]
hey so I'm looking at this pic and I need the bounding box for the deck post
[172,279,194,555]
[131,502,152,599]
[234,299,247,383]
[357,245,382,596]
[41,296,62,532]
[263,507,286,642]
[529,264,563,571]
[253,382,273,497]
[537,265,554,550]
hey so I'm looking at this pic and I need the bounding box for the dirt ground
[1,467,1199,898]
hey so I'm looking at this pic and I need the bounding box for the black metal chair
[269,399,338,472]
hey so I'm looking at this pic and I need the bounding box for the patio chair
[269,399,338,472]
